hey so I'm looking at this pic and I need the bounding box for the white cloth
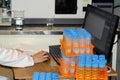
[0,76,9,80]
[0,48,34,67]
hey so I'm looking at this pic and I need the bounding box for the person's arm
[0,48,49,67]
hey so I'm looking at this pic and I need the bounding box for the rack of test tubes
[60,28,94,56]
[32,72,59,80]
[76,54,108,80]
[58,28,108,80]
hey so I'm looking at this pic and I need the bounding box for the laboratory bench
[12,55,117,80]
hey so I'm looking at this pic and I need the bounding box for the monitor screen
[83,5,119,61]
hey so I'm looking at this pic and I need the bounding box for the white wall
[11,0,92,18]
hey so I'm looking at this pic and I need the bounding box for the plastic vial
[99,55,106,61]
[85,31,92,54]
[69,67,75,75]
[85,54,92,80]
[69,29,79,54]
[78,54,85,79]
[85,32,91,46]
[72,33,79,54]
[61,51,70,66]
[79,29,86,54]
[63,29,72,53]
[39,72,46,80]
[70,57,76,66]
[92,55,99,80]
[46,73,52,80]
[61,51,69,74]
[69,57,76,74]
[52,73,59,80]
[98,55,107,79]
[32,72,39,80]
[79,29,86,46]
[62,66,69,74]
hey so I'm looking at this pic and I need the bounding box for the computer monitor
[83,4,119,62]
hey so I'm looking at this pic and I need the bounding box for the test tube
[78,54,85,67]
[85,54,92,80]
[46,73,52,80]
[61,50,70,66]
[69,67,75,75]
[85,31,92,54]
[99,55,107,69]
[79,29,86,46]
[79,29,85,54]
[32,72,39,80]
[69,29,79,54]
[85,31,92,46]
[39,72,46,80]
[78,54,85,79]
[72,37,79,54]
[92,55,99,80]
[69,57,76,74]
[52,73,59,80]
[63,29,72,53]
[98,57,107,79]
[70,57,76,66]
[99,55,106,61]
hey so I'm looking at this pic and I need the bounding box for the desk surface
[13,58,117,80]
[13,58,58,80]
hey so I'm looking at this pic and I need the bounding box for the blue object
[68,29,79,39]
[71,33,79,39]
[92,55,98,61]
[52,73,59,80]
[63,29,72,38]
[32,72,59,80]
[78,29,85,39]
[92,55,99,68]
[39,72,46,80]
[86,54,92,68]
[32,72,40,80]
[99,59,107,68]
[86,32,92,39]
[99,55,106,61]
[98,55,107,68]
[78,54,85,67]
[46,73,52,80]
[92,60,99,68]
[79,32,85,39]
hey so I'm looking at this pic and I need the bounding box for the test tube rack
[76,66,108,80]
[60,39,94,57]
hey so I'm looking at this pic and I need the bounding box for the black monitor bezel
[83,4,119,61]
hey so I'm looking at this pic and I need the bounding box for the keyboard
[49,45,61,65]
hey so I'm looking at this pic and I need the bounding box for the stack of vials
[32,72,59,80]
[58,28,108,80]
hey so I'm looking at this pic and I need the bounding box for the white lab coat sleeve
[0,48,34,67]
